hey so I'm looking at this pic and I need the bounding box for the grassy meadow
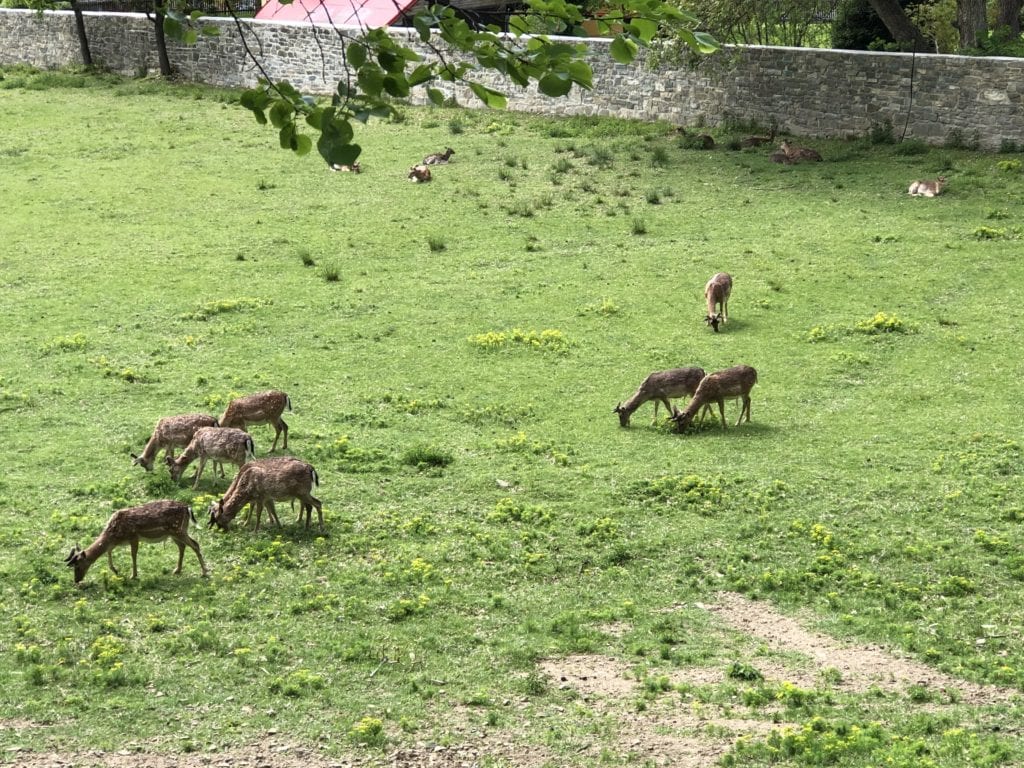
[1,66,1023,765]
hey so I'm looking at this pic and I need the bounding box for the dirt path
[5,592,1018,768]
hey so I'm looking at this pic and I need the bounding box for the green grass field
[1,66,1023,766]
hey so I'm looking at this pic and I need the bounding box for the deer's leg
[173,540,186,575]
[192,457,207,489]
[107,549,120,576]
[717,399,727,430]
[308,494,324,532]
[738,395,751,424]
[185,534,209,577]
[129,541,140,579]
[655,397,673,424]
[265,500,281,528]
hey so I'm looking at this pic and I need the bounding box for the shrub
[855,312,909,334]
[401,443,453,469]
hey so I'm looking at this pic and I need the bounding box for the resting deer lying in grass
[209,457,323,533]
[740,127,776,147]
[704,272,732,332]
[422,147,455,165]
[779,141,822,162]
[408,165,432,182]
[219,390,291,452]
[64,500,209,584]
[908,176,946,197]
[614,367,707,427]
[671,364,758,432]
[330,161,361,173]
[165,427,255,489]
[131,413,219,471]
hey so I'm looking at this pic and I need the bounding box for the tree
[994,0,1022,37]
[167,0,717,167]
[955,0,987,47]
[70,0,93,67]
[865,0,929,48]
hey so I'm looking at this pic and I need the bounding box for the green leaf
[538,72,572,97]
[269,101,293,129]
[294,134,313,157]
[377,50,402,73]
[469,82,507,109]
[693,31,720,53]
[383,75,410,98]
[609,35,638,65]
[407,64,433,87]
[357,66,385,98]
[182,29,198,46]
[317,136,362,167]
[413,14,432,42]
[201,25,220,37]
[163,16,183,41]
[427,88,444,106]
[347,42,366,69]
[566,60,592,89]
[627,17,657,43]
[279,123,296,150]
[508,14,529,34]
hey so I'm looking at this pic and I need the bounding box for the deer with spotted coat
[704,272,733,332]
[614,367,708,427]
[671,365,758,433]
[64,500,209,584]
[131,413,219,472]
[218,390,291,452]
[165,426,255,489]
[209,457,323,533]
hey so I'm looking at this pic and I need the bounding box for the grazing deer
[219,390,291,452]
[131,413,219,471]
[704,272,733,332]
[779,141,822,162]
[64,500,209,584]
[330,161,361,173]
[165,427,255,489]
[422,147,455,165]
[671,365,758,433]
[209,457,323,533]
[908,176,946,197]
[614,367,707,427]
[408,165,432,182]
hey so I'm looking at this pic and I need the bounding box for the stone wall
[3,8,1023,149]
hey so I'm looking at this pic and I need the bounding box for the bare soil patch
[8,592,1019,768]
[708,591,1016,704]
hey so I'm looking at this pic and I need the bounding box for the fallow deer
[165,427,255,489]
[330,161,361,173]
[614,367,707,427]
[908,176,946,197]
[209,457,323,533]
[131,413,219,471]
[218,390,291,452]
[779,141,822,162]
[704,272,733,332]
[740,127,776,147]
[671,365,758,433]
[408,165,432,182]
[64,500,209,584]
[422,147,455,165]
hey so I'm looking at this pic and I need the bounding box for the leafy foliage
[162,0,717,166]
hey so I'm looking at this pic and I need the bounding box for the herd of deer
[67,135,950,585]
[614,271,758,436]
[65,390,323,585]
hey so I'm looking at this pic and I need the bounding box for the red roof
[255,0,417,27]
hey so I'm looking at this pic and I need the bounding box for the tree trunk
[70,0,92,67]
[152,3,172,76]
[865,0,930,50]
[956,0,988,48]
[995,0,1023,36]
